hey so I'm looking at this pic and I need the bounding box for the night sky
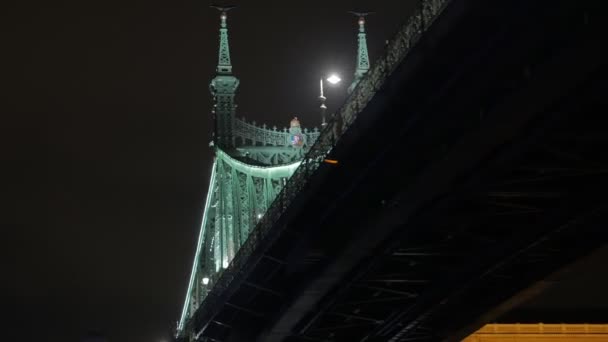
[1,1,413,341]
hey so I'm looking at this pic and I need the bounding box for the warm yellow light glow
[464,323,608,341]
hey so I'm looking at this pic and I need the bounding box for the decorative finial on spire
[347,11,373,94]
[211,5,236,74]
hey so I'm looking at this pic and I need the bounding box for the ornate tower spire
[210,5,239,149]
[347,11,373,95]
[212,5,235,74]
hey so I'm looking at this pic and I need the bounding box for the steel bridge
[176,0,608,341]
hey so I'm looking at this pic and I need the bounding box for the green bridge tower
[177,7,373,338]
[348,11,372,94]
[210,6,239,148]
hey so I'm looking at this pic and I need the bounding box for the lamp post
[319,73,342,127]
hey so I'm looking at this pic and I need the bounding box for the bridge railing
[184,0,450,335]
[233,117,320,147]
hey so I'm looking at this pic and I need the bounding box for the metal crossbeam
[353,284,419,298]
[225,302,265,318]
[327,312,383,324]
[243,281,283,297]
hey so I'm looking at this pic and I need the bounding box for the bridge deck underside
[187,0,608,341]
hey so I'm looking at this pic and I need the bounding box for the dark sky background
[1,1,414,341]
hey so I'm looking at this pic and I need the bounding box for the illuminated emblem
[289,116,304,148]
[291,133,304,147]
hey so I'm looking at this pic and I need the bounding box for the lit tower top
[210,5,239,149]
[347,11,373,95]
[212,5,235,74]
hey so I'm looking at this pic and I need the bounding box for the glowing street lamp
[319,73,342,127]
[326,74,342,84]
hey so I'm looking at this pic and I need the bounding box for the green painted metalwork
[233,117,320,164]
[177,0,454,336]
[178,148,301,333]
[348,12,371,94]
[215,8,233,74]
[178,9,315,333]
[210,8,239,148]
